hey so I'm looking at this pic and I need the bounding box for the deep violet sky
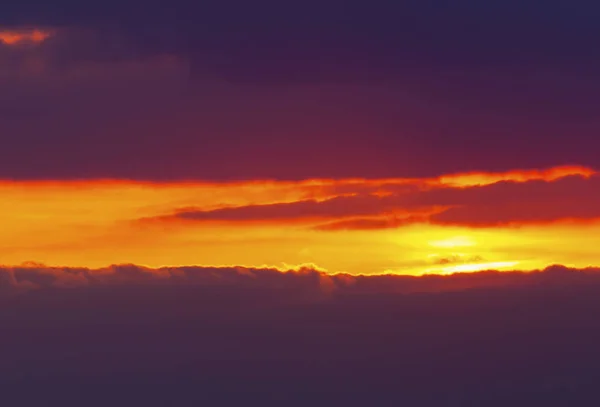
[1,0,600,180]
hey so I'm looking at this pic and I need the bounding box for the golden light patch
[437,165,595,187]
[441,261,520,274]
[1,165,598,275]
[428,236,476,248]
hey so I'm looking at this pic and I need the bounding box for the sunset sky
[1,6,600,276]
[3,3,600,405]
[2,165,599,275]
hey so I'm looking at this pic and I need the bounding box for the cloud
[0,28,51,46]
[4,1,598,81]
[1,263,339,296]
[3,261,600,406]
[161,195,437,223]
[437,165,596,187]
[145,173,600,229]
[1,8,600,182]
[3,262,600,296]
[313,215,428,231]
[429,254,485,265]
[0,24,600,182]
[427,175,600,226]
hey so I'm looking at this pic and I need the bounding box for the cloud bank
[3,262,600,406]
[150,172,600,229]
[3,262,600,296]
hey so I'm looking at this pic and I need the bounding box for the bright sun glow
[428,236,476,248]
[441,261,520,274]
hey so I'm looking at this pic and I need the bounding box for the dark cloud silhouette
[3,263,600,406]
[161,195,434,223]
[3,262,600,296]
[427,175,600,226]
[313,215,428,230]
[1,263,334,295]
[148,174,600,228]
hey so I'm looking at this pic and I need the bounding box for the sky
[1,7,600,274]
[3,1,600,405]
[2,166,600,275]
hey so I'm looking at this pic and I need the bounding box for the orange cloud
[435,165,596,187]
[148,173,600,228]
[0,28,51,46]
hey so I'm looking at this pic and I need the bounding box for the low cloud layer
[3,262,600,296]
[3,262,600,406]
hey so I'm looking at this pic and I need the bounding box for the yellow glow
[440,261,520,274]
[428,236,475,248]
[0,165,598,275]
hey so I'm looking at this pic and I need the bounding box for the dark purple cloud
[164,195,432,223]
[3,1,600,79]
[2,263,600,406]
[3,262,600,295]
[427,175,600,226]
[314,216,428,231]
[0,1,599,180]
[146,174,600,228]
